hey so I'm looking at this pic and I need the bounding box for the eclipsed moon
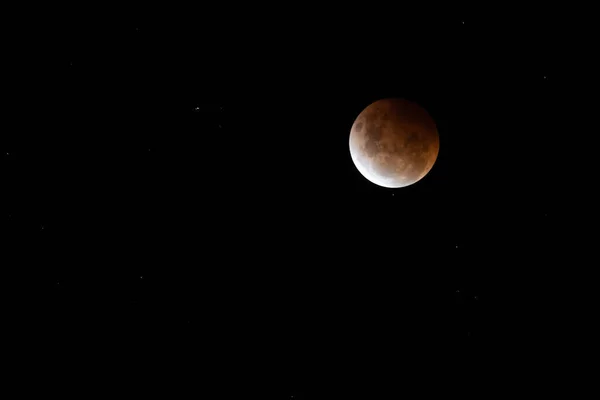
[349,98,440,188]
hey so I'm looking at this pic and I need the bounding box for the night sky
[3,7,594,399]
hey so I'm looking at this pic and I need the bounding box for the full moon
[349,98,440,188]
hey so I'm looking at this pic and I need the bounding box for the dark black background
[3,5,595,399]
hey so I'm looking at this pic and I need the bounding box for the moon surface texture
[349,98,440,188]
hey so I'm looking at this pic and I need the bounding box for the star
[455,245,458,248]
[140,276,144,280]
[193,106,200,112]
[543,76,547,80]
[461,20,465,24]
[474,295,479,300]
[6,152,9,156]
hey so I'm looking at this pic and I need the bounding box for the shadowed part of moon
[349,98,440,188]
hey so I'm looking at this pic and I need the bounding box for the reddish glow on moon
[349,98,440,188]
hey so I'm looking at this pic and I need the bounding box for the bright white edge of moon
[348,142,423,189]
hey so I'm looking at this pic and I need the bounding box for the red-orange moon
[349,98,440,188]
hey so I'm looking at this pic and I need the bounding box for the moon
[349,98,440,188]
